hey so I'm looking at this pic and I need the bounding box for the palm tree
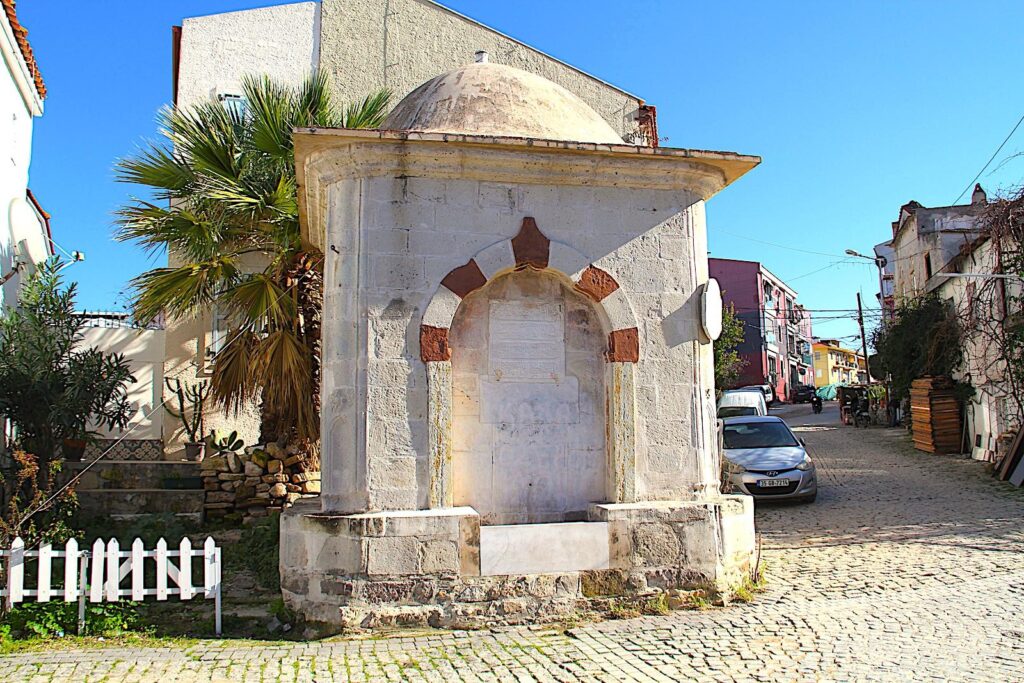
[116,74,390,445]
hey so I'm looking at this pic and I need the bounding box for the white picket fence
[0,537,221,635]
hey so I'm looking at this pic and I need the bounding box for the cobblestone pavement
[3,404,1024,681]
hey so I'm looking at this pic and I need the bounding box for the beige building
[280,59,759,628]
[165,0,652,457]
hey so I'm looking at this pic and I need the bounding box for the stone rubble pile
[200,443,320,522]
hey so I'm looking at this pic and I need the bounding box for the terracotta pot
[63,438,87,462]
[184,442,205,462]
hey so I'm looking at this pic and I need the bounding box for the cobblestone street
[3,404,1024,681]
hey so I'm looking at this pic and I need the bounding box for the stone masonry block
[371,254,427,292]
[422,285,462,329]
[548,241,590,280]
[473,239,515,280]
[419,540,460,574]
[366,536,421,576]
[602,287,638,331]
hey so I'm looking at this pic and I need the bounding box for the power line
[714,229,850,259]
[952,109,1024,205]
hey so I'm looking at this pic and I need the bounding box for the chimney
[972,183,987,205]
[474,50,489,64]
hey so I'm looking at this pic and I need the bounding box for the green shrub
[225,516,280,590]
[0,601,141,640]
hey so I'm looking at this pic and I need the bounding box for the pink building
[709,258,814,401]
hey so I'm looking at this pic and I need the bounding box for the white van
[717,389,768,418]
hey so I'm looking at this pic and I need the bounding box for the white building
[889,185,1020,461]
[1,0,52,308]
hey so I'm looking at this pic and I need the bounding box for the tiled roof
[2,0,45,99]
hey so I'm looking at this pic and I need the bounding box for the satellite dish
[701,278,724,341]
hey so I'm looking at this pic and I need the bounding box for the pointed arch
[421,217,638,510]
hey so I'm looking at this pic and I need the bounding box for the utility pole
[856,292,870,384]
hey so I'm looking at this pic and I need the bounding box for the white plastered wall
[81,328,166,442]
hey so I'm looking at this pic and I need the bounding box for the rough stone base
[280,496,755,630]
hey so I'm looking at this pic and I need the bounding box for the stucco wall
[176,2,320,110]
[319,169,716,512]
[318,0,643,138]
[81,327,166,442]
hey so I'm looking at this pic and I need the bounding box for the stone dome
[382,61,624,144]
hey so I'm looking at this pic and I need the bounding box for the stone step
[63,460,202,491]
[76,489,205,522]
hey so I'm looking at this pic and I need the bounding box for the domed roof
[382,61,624,145]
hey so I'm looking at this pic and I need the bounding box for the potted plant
[165,377,211,461]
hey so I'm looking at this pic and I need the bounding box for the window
[207,306,230,361]
[218,93,247,119]
[814,351,821,361]
[924,253,933,279]
[723,421,799,449]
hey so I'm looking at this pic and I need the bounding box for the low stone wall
[201,444,320,523]
[280,496,755,630]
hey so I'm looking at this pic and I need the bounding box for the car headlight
[723,459,746,474]
[796,454,813,471]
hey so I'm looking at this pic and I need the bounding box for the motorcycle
[811,395,823,414]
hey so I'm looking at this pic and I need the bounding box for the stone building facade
[280,60,759,628]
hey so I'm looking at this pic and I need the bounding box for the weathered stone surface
[200,456,228,473]
[269,483,288,497]
[243,460,262,476]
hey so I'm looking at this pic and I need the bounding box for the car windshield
[718,406,758,418]
[723,422,799,449]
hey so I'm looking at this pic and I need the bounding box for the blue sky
[19,1,1024,343]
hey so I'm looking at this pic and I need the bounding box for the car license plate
[758,479,791,488]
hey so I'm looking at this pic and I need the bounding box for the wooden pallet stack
[910,376,962,453]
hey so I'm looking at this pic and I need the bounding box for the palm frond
[242,74,294,162]
[220,273,296,327]
[165,102,242,182]
[210,328,260,413]
[293,71,342,129]
[251,329,317,440]
[129,258,240,324]
[342,89,393,130]
[115,141,195,197]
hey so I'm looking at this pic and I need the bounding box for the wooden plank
[90,539,105,603]
[132,539,145,601]
[7,537,24,607]
[64,539,78,602]
[37,543,52,602]
[155,539,168,601]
